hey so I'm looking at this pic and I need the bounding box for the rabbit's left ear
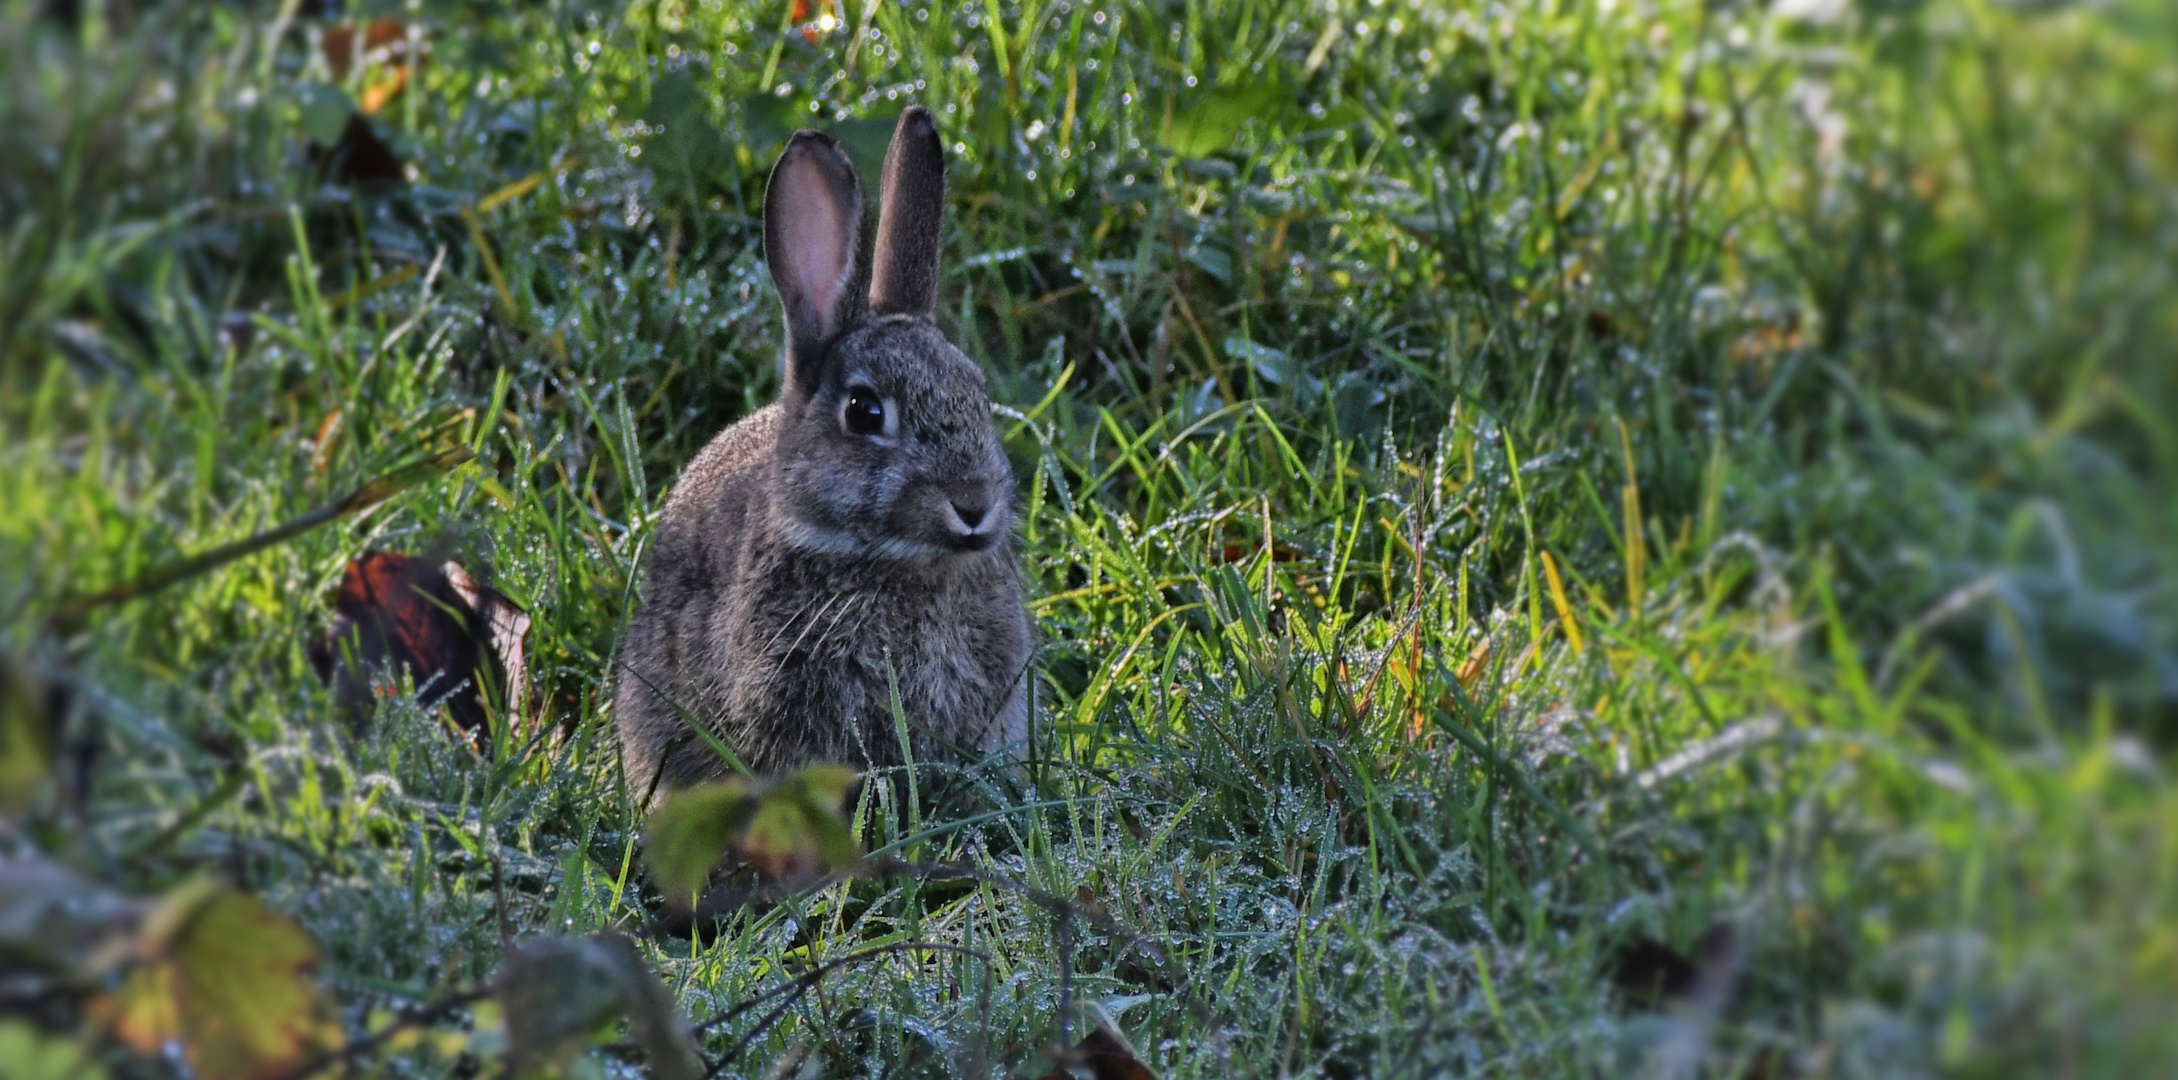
[765,130,868,391]
[869,106,947,316]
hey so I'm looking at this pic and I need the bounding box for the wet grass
[3,0,2175,1076]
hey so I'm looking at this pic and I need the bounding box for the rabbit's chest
[732,568,1012,703]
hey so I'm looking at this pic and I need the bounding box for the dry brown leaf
[312,551,530,732]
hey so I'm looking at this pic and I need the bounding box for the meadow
[2,0,2175,1076]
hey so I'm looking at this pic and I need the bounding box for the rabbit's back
[614,405,779,792]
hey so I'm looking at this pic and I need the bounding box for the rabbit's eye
[843,389,887,436]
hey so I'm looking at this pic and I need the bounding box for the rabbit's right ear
[764,131,867,391]
[869,106,947,316]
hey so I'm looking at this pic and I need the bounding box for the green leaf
[792,762,861,811]
[644,69,733,198]
[829,115,897,191]
[588,932,705,1080]
[0,1020,109,1080]
[0,657,54,818]
[97,882,344,1080]
[494,933,703,1080]
[643,764,863,905]
[494,937,630,1071]
[294,81,357,145]
[643,778,757,907]
[1162,80,1288,158]
[739,764,863,882]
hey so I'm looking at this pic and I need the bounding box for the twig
[695,941,991,1076]
[46,446,474,626]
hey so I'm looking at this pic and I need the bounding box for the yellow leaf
[1540,551,1584,656]
[95,885,342,1080]
[477,172,544,214]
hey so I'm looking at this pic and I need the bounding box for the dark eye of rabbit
[843,388,886,436]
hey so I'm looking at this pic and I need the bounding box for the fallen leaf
[95,882,343,1080]
[445,560,532,719]
[322,18,424,114]
[311,551,531,733]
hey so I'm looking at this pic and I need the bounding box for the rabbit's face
[773,315,1012,564]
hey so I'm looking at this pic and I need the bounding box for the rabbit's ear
[764,131,867,388]
[869,106,946,316]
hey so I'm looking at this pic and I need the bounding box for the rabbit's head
[759,108,1012,565]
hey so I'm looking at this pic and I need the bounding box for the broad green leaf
[644,69,733,198]
[643,764,861,904]
[740,764,863,883]
[294,82,356,145]
[588,932,704,1080]
[1162,80,1288,158]
[494,932,702,1080]
[0,657,54,817]
[0,1020,110,1080]
[97,883,343,1080]
[643,778,756,907]
[792,762,861,812]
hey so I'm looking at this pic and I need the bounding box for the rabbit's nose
[950,498,992,531]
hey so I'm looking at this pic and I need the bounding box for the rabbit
[614,107,1032,798]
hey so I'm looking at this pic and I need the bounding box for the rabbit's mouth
[944,530,998,554]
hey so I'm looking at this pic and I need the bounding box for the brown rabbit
[614,107,1031,796]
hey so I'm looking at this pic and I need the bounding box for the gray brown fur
[615,107,1030,795]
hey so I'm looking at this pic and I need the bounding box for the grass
[3,0,2175,1076]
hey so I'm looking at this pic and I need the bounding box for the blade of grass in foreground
[46,447,476,626]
